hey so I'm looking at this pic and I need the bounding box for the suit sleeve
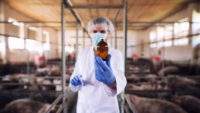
[69,53,81,92]
[103,50,127,96]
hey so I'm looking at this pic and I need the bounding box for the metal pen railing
[0,76,63,79]
[124,95,138,113]
[0,76,70,90]
[125,74,200,95]
[1,0,198,113]
[44,93,64,113]
[56,105,64,113]
[126,75,200,79]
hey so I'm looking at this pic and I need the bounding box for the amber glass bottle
[96,39,108,61]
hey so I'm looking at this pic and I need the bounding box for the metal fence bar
[0,34,62,46]
[114,0,125,50]
[121,1,128,113]
[0,76,63,79]
[0,21,76,23]
[114,0,125,23]
[61,2,67,113]
[111,32,113,47]
[117,25,165,27]
[4,89,61,94]
[128,33,200,47]
[26,27,30,81]
[162,28,165,77]
[45,93,64,113]
[126,75,200,79]
[149,41,152,72]
[116,21,200,24]
[56,105,64,113]
[115,23,117,49]
[63,0,90,39]
[125,90,200,93]
[0,83,64,85]
[124,95,138,113]
[65,6,123,9]
[83,29,85,49]
[127,82,200,85]
[3,32,199,47]
[47,61,62,64]
[26,26,79,28]
[2,77,193,86]
[76,22,79,61]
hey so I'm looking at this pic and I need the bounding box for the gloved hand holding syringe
[70,75,85,86]
[70,64,85,86]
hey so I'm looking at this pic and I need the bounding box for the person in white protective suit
[69,17,127,113]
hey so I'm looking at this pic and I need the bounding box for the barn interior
[0,0,200,113]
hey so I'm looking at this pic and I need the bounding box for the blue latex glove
[105,54,112,71]
[94,54,115,85]
[70,75,82,86]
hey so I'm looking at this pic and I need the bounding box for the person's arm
[69,53,82,92]
[94,49,127,96]
[103,51,127,96]
[69,70,81,92]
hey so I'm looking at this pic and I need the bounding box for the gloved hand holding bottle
[94,54,115,85]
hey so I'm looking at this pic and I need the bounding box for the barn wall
[191,3,200,48]
[0,2,58,64]
[57,30,93,59]
[1,1,199,63]
[42,27,58,60]
[136,3,200,61]
[0,2,6,63]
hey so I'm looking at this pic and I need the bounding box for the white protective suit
[69,44,127,113]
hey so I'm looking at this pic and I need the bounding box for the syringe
[77,75,85,86]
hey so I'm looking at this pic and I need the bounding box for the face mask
[91,33,107,46]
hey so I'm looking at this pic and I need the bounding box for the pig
[171,95,200,113]
[163,75,199,90]
[23,84,40,91]
[126,84,168,98]
[67,65,75,75]
[1,74,38,90]
[126,74,140,83]
[3,99,60,113]
[126,74,157,83]
[53,75,70,91]
[126,84,144,91]
[35,68,50,76]
[145,74,157,83]
[49,66,61,77]
[126,83,169,91]
[125,94,187,113]
[0,75,19,89]
[35,78,55,91]
[1,73,36,89]
[127,65,139,71]
[12,73,35,84]
[158,66,179,76]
